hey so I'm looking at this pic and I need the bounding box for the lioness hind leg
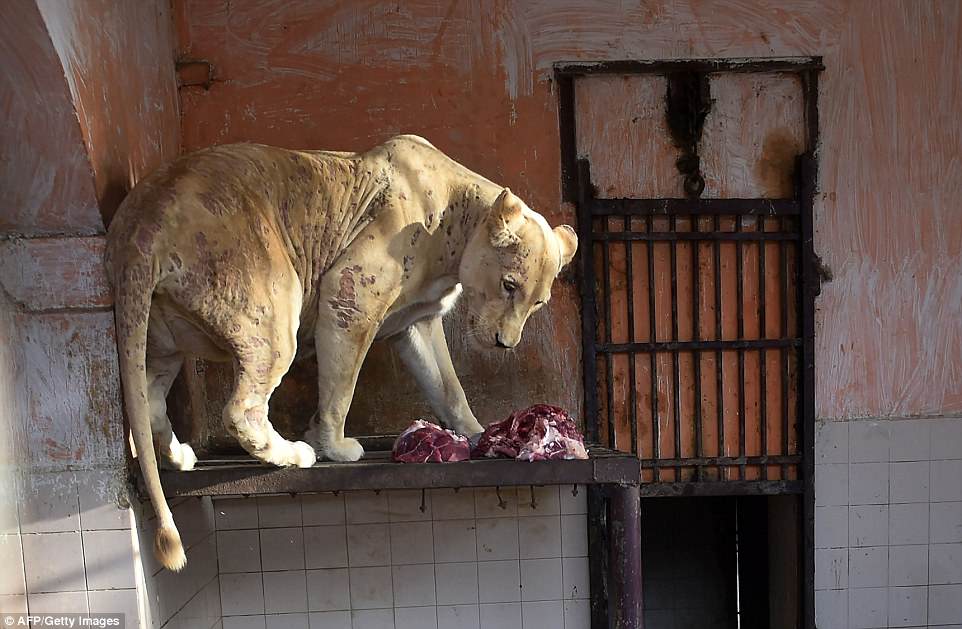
[146,353,196,471]
[220,300,316,469]
[222,364,316,468]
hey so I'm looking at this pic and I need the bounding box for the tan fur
[106,136,576,570]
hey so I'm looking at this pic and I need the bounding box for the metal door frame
[555,57,821,629]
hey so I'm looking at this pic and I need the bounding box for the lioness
[107,135,577,571]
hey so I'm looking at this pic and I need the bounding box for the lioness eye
[502,279,517,294]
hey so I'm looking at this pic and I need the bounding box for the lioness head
[459,189,578,349]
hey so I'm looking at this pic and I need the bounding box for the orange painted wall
[174,0,962,424]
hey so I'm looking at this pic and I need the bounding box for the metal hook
[495,486,507,510]
[419,488,427,513]
[529,486,538,510]
[571,484,579,498]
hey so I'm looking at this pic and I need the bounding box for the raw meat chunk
[392,420,471,463]
[472,404,588,461]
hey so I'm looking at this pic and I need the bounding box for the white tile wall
[214,486,590,629]
[815,416,962,628]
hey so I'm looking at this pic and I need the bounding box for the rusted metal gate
[556,57,821,628]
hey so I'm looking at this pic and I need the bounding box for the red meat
[392,420,471,463]
[472,404,589,461]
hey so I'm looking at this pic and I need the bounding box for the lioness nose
[495,333,510,349]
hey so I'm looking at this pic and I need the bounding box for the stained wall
[173,0,962,432]
[0,0,185,624]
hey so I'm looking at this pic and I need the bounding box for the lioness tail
[113,265,186,572]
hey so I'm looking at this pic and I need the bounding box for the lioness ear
[489,188,525,248]
[553,225,578,269]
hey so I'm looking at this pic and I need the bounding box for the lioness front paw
[322,437,365,462]
[291,441,317,468]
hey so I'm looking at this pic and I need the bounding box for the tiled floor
[214,486,591,629]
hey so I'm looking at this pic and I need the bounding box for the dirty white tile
[257,496,302,528]
[930,418,962,461]
[260,527,304,571]
[563,599,591,629]
[87,589,138,623]
[518,516,562,560]
[815,464,848,506]
[22,531,85,593]
[561,515,588,557]
[889,420,930,462]
[929,542,962,584]
[517,487,560,516]
[521,600,564,629]
[560,486,587,516]
[395,606,437,629]
[392,564,436,607]
[890,461,929,503]
[816,421,849,464]
[346,491,391,524]
[815,548,848,590]
[306,568,350,612]
[850,421,889,463]
[436,604,479,629]
[26,591,87,614]
[888,585,927,627]
[223,617,266,629]
[174,498,215,551]
[77,470,130,531]
[476,518,519,561]
[475,488,517,518]
[264,570,308,614]
[931,502,962,543]
[931,460,962,501]
[20,472,79,534]
[347,523,391,567]
[849,546,888,588]
[480,602,521,629]
[82,529,136,589]
[929,583,962,625]
[266,613,309,629]
[431,489,476,520]
[0,535,25,595]
[816,505,849,548]
[305,525,348,569]
[387,490,432,522]
[351,608,395,629]
[848,587,887,629]
[815,589,847,629]
[849,505,888,547]
[849,463,889,505]
[0,477,20,536]
[888,545,928,586]
[0,594,26,614]
[561,557,589,600]
[433,520,477,563]
[220,572,264,616]
[214,497,259,530]
[520,559,562,601]
[349,566,393,609]
[219,529,262,573]
[389,521,434,565]
[302,493,345,526]
[435,562,478,605]
[308,610,351,629]
[889,503,929,545]
[477,559,521,604]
